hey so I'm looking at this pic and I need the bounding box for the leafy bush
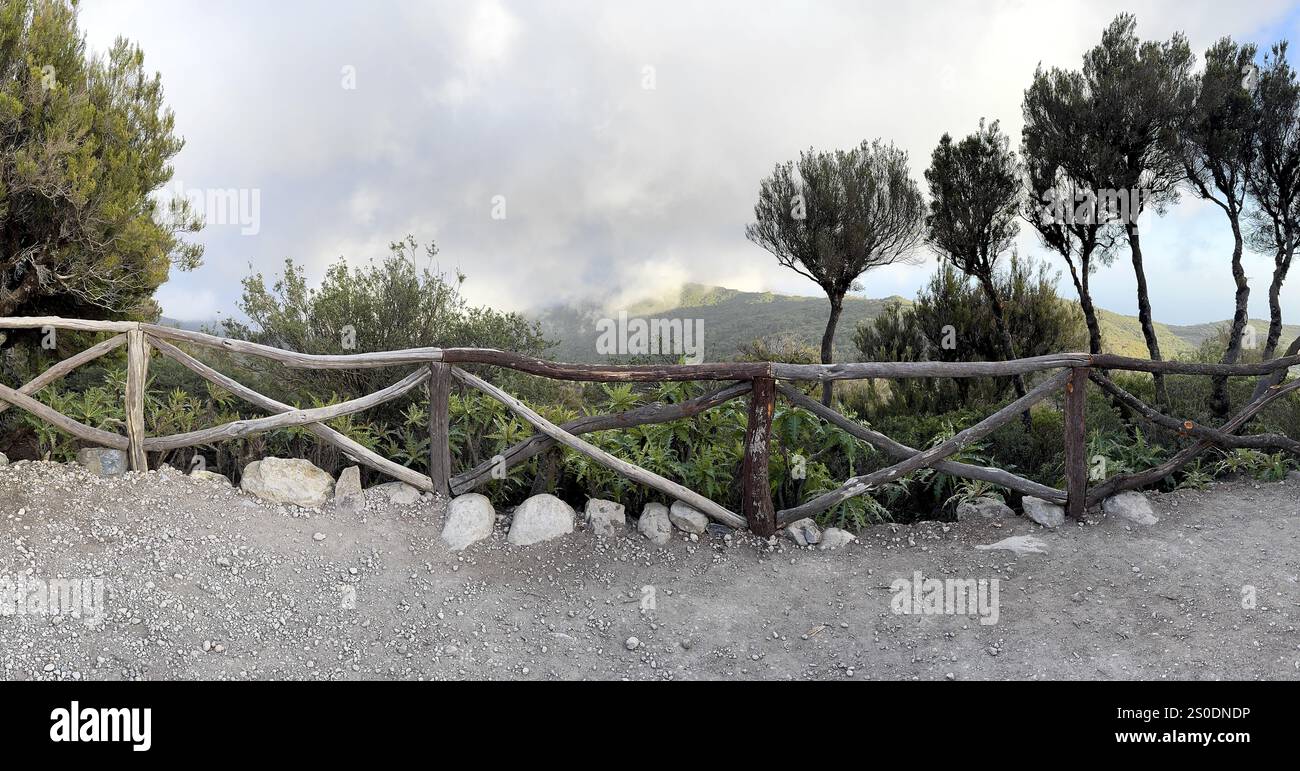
[850,255,1086,416]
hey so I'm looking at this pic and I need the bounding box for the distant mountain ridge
[535,283,910,363]
[533,283,1300,363]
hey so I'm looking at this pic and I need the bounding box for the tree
[1179,37,1258,419]
[0,0,200,323]
[1022,65,1122,356]
[220,237,551,407]
[1083,14,1195,407]
[923,118,1030,419]
[1245,42,1300,362]
[745,139,925,405]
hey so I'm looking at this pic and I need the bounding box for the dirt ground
[1,459,1297,681]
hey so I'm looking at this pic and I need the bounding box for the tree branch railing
[2,316,1298,537]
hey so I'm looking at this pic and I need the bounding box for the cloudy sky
[78,0,1300,326]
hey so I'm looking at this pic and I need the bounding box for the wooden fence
[2,316,1299,536]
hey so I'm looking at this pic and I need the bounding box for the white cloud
[74,0,1300,325]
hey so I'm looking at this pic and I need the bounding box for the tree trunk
[980,277,1030,428]
[1065,254,1103,356]
[1125,223,1169,407]
[819,296,843,407]
[1076,255,1140,433]
[1262,244,1294,361]
[0,268,41,318]
[1211,213,1250,420]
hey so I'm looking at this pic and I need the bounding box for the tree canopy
[0,0,200,322]
[746,139,925,403]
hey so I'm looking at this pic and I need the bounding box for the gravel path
[1,460,1297,680]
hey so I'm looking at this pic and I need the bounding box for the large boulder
[668,501,708,534]
[77,447,127,478]
[584,498,626,537]
[1021,496,1065,528]
[956,497,1013,521]
[784,517,822,546]
[507,493,576,545]
[240,457,334,508]
[637,502,673,546]
[370,481,421,506]
[1102,491,1158,526]
[334,466,365,514]
[442,494,496,551]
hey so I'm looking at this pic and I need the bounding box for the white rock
[1021,496,1065,528]
[1102,491,1158,526]
[0,451,8,465]
[507,493,576,545]
[668,501,708,534]
[818,527,857,550]
[584,498,625,537]
[240,457,335,508]
[637,502,673,546]
[370,481,421,506]
[955,496,1013,521]
[156,465,184,482]
[189,469,230,486]
[76,447,127,477]
[974,535,1048,556]
[442,493,496,551]
[784,517,822,546]
[334,466,364,514]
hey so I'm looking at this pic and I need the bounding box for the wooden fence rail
[2,316,1299,537]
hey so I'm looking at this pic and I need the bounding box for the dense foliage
[0,0,200,323]
[851,255,1086,414]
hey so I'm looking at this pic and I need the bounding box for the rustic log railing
[2,316,1298,537]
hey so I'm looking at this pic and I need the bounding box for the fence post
[125,327,149,471]
[429,363,452,496]
[1064,366,1088,520]
[742,377,777,536]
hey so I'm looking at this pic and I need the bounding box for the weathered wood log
[429,363,452,496]
[452,367,747,529]
[1086,376,1300,504]
[771,354,1090,382]
[0,333,127,416]
[450,382,752,494]
[774,384,1067,503]
[1063,367,1089,520]
[145,324,446,370]
[148,336,434,491]
[1090,371,1300,453]
[0,316,138,333]
[0,380,129,450]
[125,329,150,471]
[776,370,1071,525]
[1249,334,1300,402]
[144,364,429,451]
[1091,352,1300,376]
[741,377,777,536]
